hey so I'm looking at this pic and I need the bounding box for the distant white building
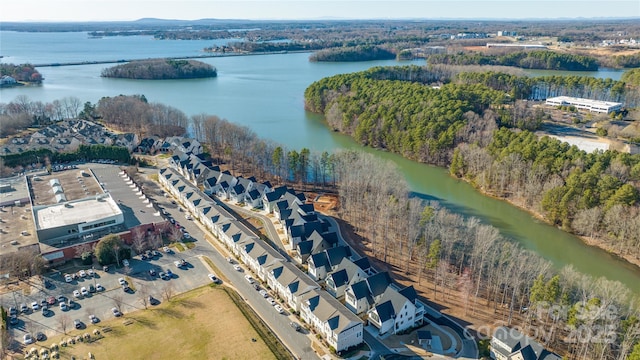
[545,96,623,114]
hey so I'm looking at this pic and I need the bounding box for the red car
[47,296,56,305]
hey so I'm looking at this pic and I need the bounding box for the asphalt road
[153,187,320,360]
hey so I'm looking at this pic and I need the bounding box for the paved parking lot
[2,250,211,345]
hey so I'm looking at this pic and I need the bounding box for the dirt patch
[32,286,277,360]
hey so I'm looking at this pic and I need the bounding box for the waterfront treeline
[426,50,599,71]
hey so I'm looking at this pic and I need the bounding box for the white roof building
[545,96,623,114]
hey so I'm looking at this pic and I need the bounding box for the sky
[2,0,639,22]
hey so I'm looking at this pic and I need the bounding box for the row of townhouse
[306,244,425,335]
[158,167,364,353]
[167,143,427,337]
[3,119,139,155]
[136,136,203,155]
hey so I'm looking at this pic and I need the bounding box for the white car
[73,290,81,298]
[59,302,68,311]
[274,304,284,314]
[174,260,182,267]
[78,270,87,278]
[208,274,221,284]
[31,301,39,311]
[81,287,89,296]
[89,314,99,324]
[185,214,193,220]
[259,289,268,298]
[122,259,130,267]
[163,246,171,253]
[96,283,105,291]
[266,297,276,306]
[87,269,95,277]
[244,275,254,284]
[233,264,242,271]
[23,333,34,344]
[111,307,122,317]
[65,274,73,283]
[226,257,234,264]
[118,277,126,285]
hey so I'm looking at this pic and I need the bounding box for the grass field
[33,285,277,360]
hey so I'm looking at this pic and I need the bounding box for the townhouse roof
[353,257,371,272]
[309,252,329,271]
[366,272,393,298]
[326,246,352,268]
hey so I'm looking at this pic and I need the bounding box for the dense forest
[0,63,43,84]
[427,50,599,71]
[100,59,216,80]
[309,45,396,62]
[304,66,640,267]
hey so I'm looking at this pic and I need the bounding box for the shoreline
[459,176,640,271]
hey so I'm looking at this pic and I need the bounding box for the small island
[101,58,217,80]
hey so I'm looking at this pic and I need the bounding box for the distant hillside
[101,59,216,80]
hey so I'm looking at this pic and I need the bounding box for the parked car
[73,290,81,298]
[149,296,160,306]
[31,301,39,311]
[67,299,76,309]
[89,314,99,324]
[88,284,96,293]
[244,275,254,284]
[56,295,66,303]
[112,307,122,317]
[9,316,18,326]
[9,306,17,316]
[41,305,51,316]
[81,287,89,296]
[266,297,276,306]
[122,259,130,267]
[59,302,68,311]
[74,319,83,329]
[20,303,28,313]
[166,269,174,278]
[95,283,105,292]
[259,289,268,298]
[208,273,221,284]
[233,264,242,271]
[174,260,182,268]
[47,296,56,305]
[122,284,130,292]
[163,246,171,253]
[185,214,193,220]
[23,333,34,344]
[44,279,53,288]
[102,265,109,272]
[183,232,191,239]
[35,332,46,341]
[149,269,157,277]
[274,304,284,314]
[226,257,234,264]
[64,274,73,283]
[118,277,126,285]
[78,270,87,278]
[159,271,168,280]
[180,258,187,266]
[253,284,260,290]
[141,253,148,261]
[87,269,95,277]
[289,322,301,331]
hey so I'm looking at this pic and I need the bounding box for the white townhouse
[300,289,364,353]
[344,272,392,315]
[325,258,368,299]
[367,285,425,335]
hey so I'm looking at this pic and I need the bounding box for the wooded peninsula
[304,66,640,269]
[100,58,216,80]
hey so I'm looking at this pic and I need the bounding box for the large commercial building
[33,193,124,246]
[545,96,623,114]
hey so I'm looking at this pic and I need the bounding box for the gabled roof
[326,246,351,268]
[232,184,245,195]
[353,257,371,272]
[350,280,372,301]
[328,269,349,288]
[248,189,261,200]
[373,300,395,322]
[399,285,417,303]
[309,252,329,270]
[297,240,314,256]
[366,272,392,298]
